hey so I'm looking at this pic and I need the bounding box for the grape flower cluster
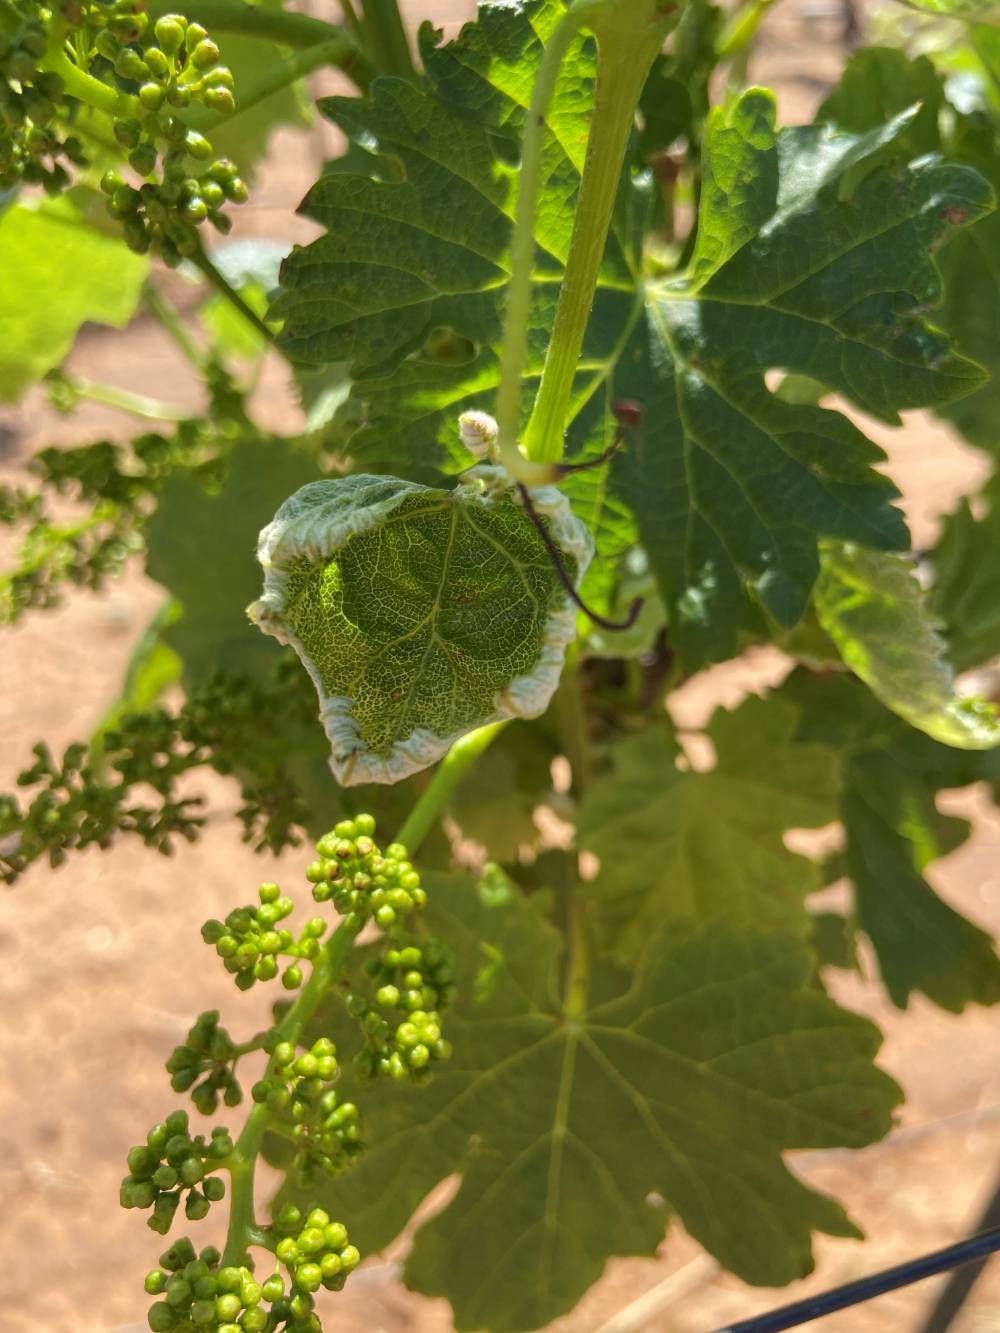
[142,1209,359,1333]
[99,12,247,262]
[0,0,89,191]
[0,0,247,257]
[302,817,455,1081]
[252,1038,362,1184]
[124,815,451,1332]
[121,1110,232,1234]
[202,884,328,991]
[350,939,454,1082]
[166,1010,243,1115]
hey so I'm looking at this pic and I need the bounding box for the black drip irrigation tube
[710,1224,1000,1333]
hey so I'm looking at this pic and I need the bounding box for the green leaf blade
[815,542,1000,749]
[578,696,840,955]
[0,200,148,401]
[249,469,593,784]
[300,876,900,1331]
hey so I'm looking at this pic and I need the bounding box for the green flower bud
[185,1190,210,1220]
[95,31,122,60]
[167,85,192,109]
[112,185,142,215]
[189,1299,216,1326]
[115,49,150,82]
[128,1145,158,1176]
[154,16,187,58]
[294,1262,322,1293]
[190,38,221,69]
[165,1276,191,1307]
[144,48,171,81]
[113,119,142,149]
[275,1238,299,1264]
[214,1293,240,1321]
[324,1222,349,1249]
[261,1275,285,1301]
[203,87,235,114]
[186,22,209,46]
[147,1301,176,1332]
[139,83,165,110]
[282,964,303,990]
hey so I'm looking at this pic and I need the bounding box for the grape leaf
[300,875,900,1332]
[814,541,1000,748]
[818,44,1000,452]
[929,476,1000,671]
[145,433,321,684]
[0,199,147,401]
[613,104,990,663]
[844,750,1000,1011]
[248,468,592,784]
[782,669,1000,1012]
[275,1,990,665]
[816,47,943,152]
[271,0,642,613]
[577,695,839,956]
[208,30,311,178]
[446,719,557,859]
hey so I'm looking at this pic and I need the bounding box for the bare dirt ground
[2,2,999,1330]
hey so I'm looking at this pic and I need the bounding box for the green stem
[494,0,605,488]
[44,47,139,118]
[395,722,506,854]
[521,2,670,465]
[563,891,590,1020]
[359,0,416,82]
[60,373,187,422]
[221,915,363,1267]
[220,723,503,1264]
[191,244,274,346]
[190,37,372,132]
[340,0,363,40]
[715,0,776,62]
[144,284,206,369]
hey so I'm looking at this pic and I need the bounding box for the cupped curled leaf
[815,541,1000,749]
[249,468,592,784]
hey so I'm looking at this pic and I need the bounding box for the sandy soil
[1,2,999,1330]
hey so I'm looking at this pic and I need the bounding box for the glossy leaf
[818,44,1000,451]
[929,477,1000,671]
[275,2,990,664]
[814,542,1000,748]
[301,875,900,1332]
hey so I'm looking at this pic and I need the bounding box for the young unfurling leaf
[249,469,592,785]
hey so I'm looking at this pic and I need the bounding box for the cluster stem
[220,915,363,1267]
